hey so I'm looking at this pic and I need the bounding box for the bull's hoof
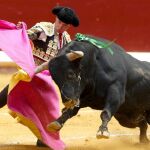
[47,121,62,132]
[140,137,150,144]
[96,130,110,139]
[36,139,48,147]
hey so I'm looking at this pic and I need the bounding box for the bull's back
[98,39,150,109]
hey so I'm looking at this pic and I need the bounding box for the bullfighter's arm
[16,22,42,40]
[27,25,43,40]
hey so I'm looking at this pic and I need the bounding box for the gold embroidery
[36,22,54,36]
[30,22,71,66]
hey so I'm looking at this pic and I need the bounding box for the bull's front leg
[139,120,149,143]
[97,82,125,139]
[47,106,80,132]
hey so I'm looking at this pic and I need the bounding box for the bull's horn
[35,61,49,74]
[66,50,84,61]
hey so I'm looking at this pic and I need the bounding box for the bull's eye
[67,70,76,80]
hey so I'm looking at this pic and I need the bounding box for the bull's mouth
[63,99,80,109]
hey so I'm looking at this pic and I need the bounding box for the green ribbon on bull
[75,33,114,55]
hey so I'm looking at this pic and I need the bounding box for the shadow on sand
[0,144,50,150]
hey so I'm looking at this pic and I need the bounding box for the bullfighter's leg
[0,85,8,108]
[139,120,149,143]
[97,83,125,139]
[47,106,80,132]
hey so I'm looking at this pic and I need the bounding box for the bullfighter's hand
[16,21,23,29]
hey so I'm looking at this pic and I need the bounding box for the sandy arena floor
[0,71,150,150]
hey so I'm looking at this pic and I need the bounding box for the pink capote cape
[0,20,65,150]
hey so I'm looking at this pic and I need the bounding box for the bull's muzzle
[63,99,80,109]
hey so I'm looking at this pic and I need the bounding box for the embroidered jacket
[27,22,71,65]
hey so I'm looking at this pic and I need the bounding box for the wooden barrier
[0,51,150,68]
[0,51,16,67]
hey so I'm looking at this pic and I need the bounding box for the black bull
[47,35,150,143]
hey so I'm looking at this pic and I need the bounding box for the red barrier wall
[1,0,150,51]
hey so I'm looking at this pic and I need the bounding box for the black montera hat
[52,6,80,27]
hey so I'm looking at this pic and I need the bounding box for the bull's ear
[66,50,84,61]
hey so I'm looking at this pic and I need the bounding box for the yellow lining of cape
[8,67,42,140]
[9,110,42,140]
[7,67,63,141]
[8,67,31,94]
